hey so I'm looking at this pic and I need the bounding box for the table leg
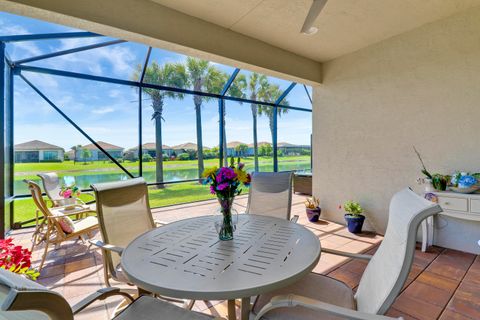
[241,297,250,320]
[421,220,428,252]
[228,299,237,320]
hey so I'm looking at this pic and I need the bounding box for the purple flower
[217,183,229,191]
[238,162,245,170]
[216,167,237,183]
[210,185,216,194]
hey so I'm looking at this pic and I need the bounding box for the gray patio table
[121,214,321,320]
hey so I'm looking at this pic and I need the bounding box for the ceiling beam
[0,0,322,85]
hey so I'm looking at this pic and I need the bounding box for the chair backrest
[0,268,73,320]
[37,173,63,203]
[246,171,293,220]
[355,188,442,315]
[91,177,155,277]
[24,180,66,236]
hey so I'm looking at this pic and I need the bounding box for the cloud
[91,107,115,115]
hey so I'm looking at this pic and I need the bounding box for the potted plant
[304,197,321,222]
[59,184,81,208]
[413,146,448,191]
[342,201,365,234]
[0,238,40,280]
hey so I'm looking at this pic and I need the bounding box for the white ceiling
[151,0,480,62]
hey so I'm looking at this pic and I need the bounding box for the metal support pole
[138,47,152,177]
[304,84,312,104]
[6,63,14,231]
[0,42,6,237]
[273,106,278,172]
[218,99,225,167]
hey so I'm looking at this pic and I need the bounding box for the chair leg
[38,239,50,272]
[184,299,195,310]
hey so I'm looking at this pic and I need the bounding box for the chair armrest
[321,248,373,260]
[72,287,134,315]
[290,215,299,223]
[254,294,402,320]
[89,240,124,255]
[154,219,166,227]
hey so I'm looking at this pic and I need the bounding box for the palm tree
[247,73,270,171]
[184,57,225,177]
[258,84,289,145]
[71,144,82,165]
[223,73,247,165]
[132,61,187,187]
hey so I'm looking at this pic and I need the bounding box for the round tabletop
[121,214,321,300]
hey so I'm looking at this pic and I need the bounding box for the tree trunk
[194,101,204,179]
[155,116,164,189]
[252,107,259,172]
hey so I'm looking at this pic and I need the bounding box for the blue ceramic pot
[306,207,321,222]
[345,214,365,233]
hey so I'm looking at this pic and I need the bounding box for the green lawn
[13,155,311,225]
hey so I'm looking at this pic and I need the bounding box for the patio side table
[121,214,321,320]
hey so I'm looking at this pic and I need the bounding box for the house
[226,141,249,157]
[14,140,65,163]
[73,141,124,162]
[277,142,311,156]
[247,141,271,156]
[125,143,174,160]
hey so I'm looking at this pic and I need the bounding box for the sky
[1,12,312,151]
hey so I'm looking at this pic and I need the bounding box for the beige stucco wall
[313,7,480,234]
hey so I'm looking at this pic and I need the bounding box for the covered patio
[1,1,480,320]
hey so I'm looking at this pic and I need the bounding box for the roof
[277,142,296,147]
[80,141,124,151]
[15,140,64,151]
[247,141,271,148]
[172,142,198,150]
[142,142,172,150]
[227,141,247,148]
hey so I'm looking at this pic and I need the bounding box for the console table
[422,191,480,254]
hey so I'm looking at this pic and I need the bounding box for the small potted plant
[413,146,447,191]
[59,184,81,208]
[342,200,365,234]
[304,197,321,222]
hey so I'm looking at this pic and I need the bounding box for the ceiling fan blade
[301,0,328,34]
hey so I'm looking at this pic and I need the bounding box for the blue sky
[1,12,312,150]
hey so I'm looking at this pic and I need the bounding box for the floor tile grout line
[436,251,477,320]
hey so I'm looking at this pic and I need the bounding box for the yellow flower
[234,168,248,184]
[202,166,218,178]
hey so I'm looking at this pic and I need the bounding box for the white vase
[424,178,435,192]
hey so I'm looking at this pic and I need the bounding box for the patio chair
[37,172,95,207]
[90,178,194,308]
[252,188,442,320]
[0,268,218,320]
[246,171,298,222]
[25,180,98,272]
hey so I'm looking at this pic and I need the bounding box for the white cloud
[91,107,115,115]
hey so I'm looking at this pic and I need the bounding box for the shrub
[142,153,154,162]
[177,153,190,160]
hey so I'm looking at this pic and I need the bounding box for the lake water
[15,161,310,195]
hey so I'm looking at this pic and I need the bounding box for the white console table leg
[421,220,428,252]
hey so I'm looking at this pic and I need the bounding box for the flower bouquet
[59,184,81,208]
[203,158,251,240]
[0,238,40,280]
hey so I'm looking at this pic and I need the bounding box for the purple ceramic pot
[306,207,321,222]
[345,214,365,233]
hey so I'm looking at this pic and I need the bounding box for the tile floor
[8,194,480,319]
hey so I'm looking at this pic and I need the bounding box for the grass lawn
[12,155,310,225]
[14,182,217,227]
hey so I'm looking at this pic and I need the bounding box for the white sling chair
[0,268,216,320]
[246,172,298,222]
[37,172,95,207]
[253,188,442,320]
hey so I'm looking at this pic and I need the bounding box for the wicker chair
[90,177,194,309]
[24,180,98,272]
[0,268,217,320]
[252,188,442,320]
[246,171,298,222]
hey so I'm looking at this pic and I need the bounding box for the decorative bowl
[448,185,480,194]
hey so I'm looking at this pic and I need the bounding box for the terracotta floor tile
[403,281,454,307]
[393,294,444,320]
[439,309,475,320]
[416,271,460,293]
[328,269,362,289]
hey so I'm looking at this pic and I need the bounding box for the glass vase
[215,196,237,241]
